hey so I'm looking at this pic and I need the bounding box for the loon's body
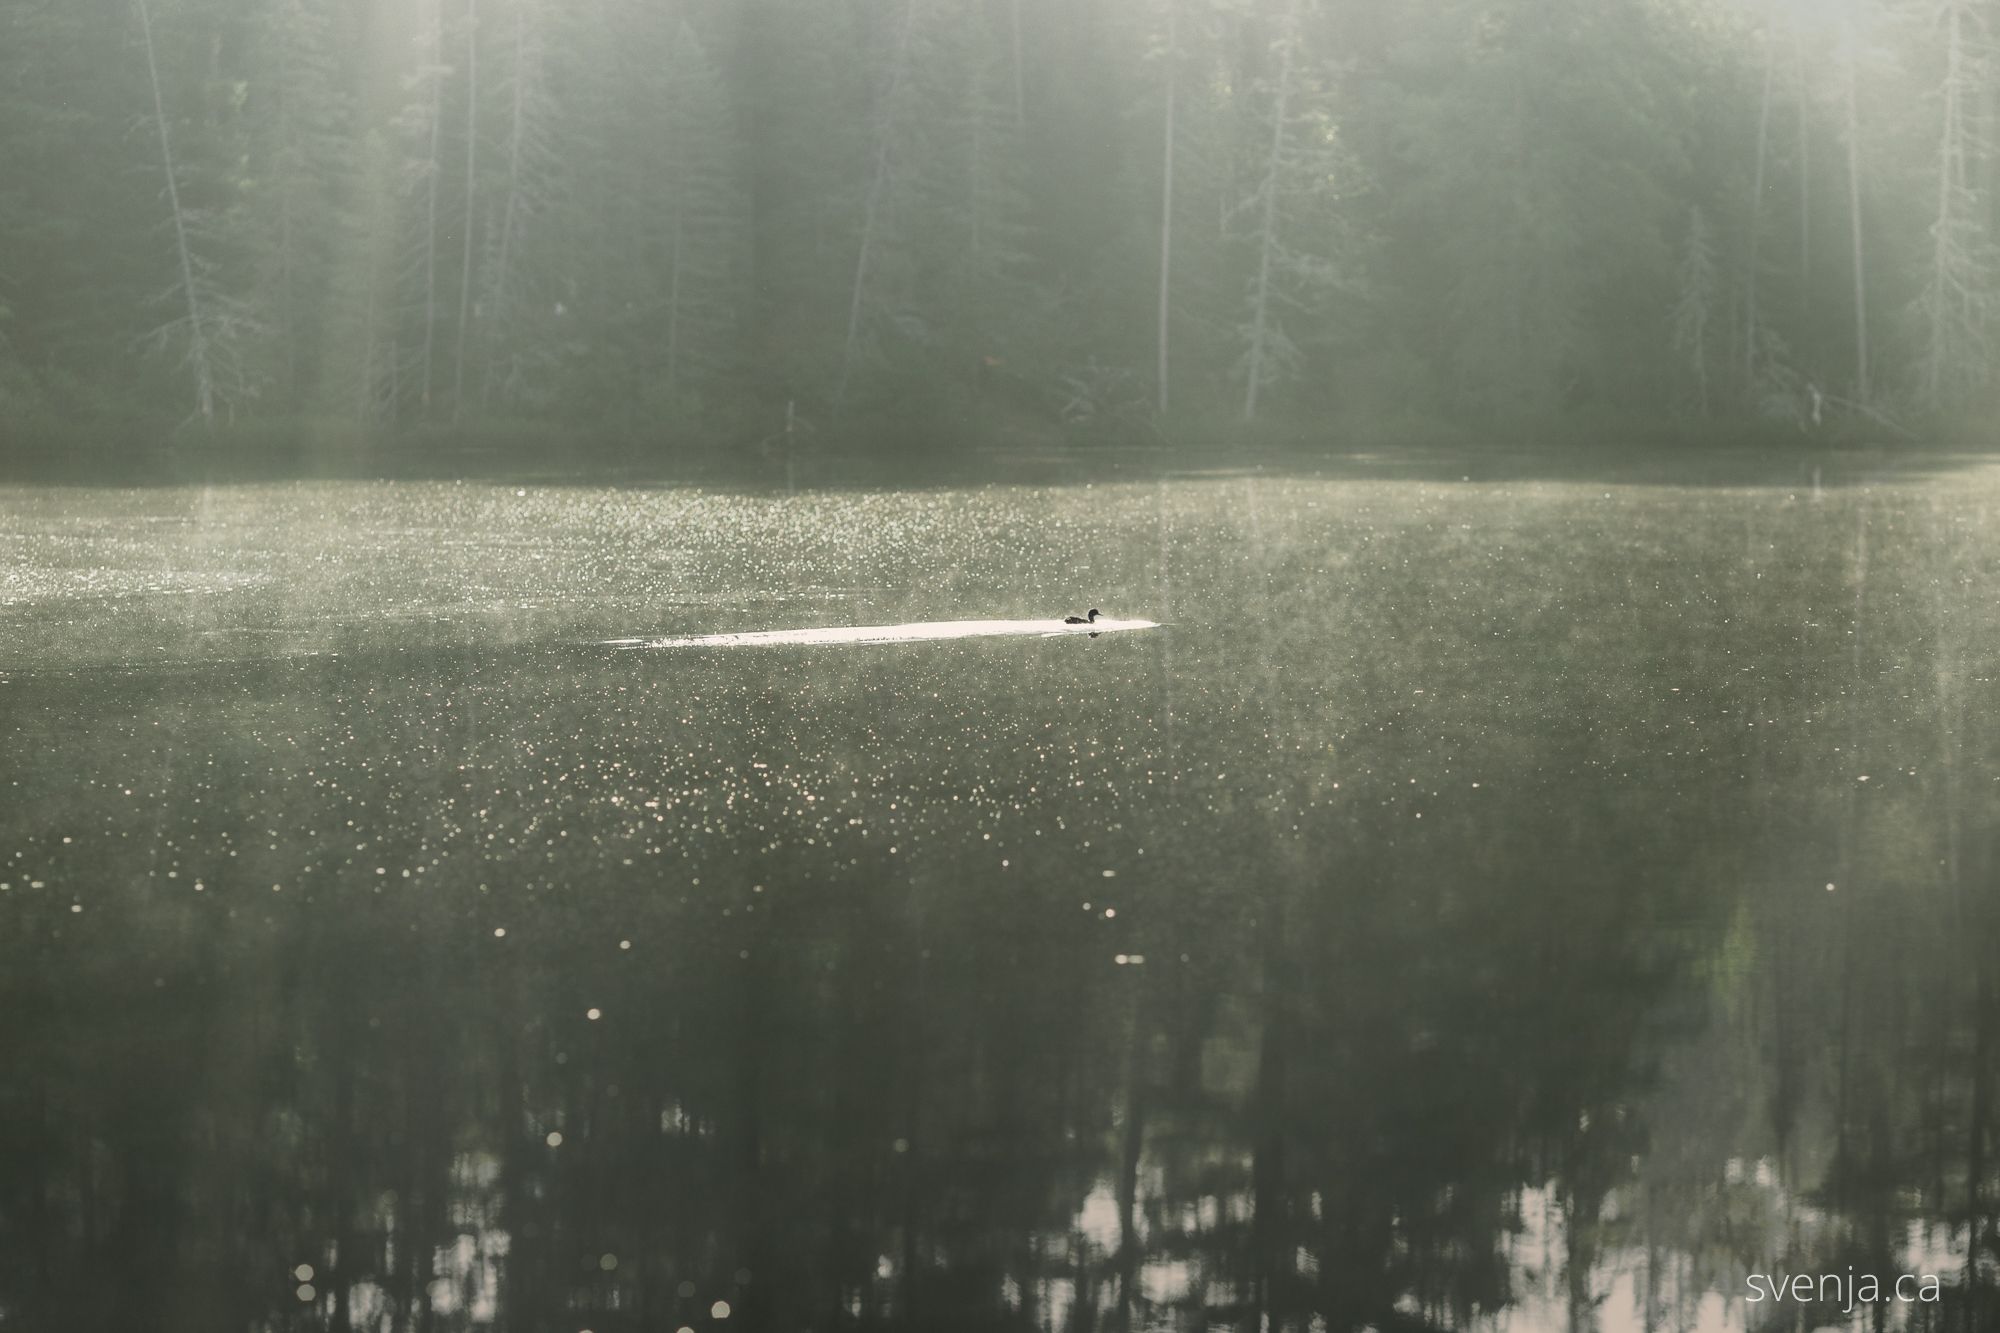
[1064,609,1101,625]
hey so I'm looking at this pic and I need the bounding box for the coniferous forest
[9,5,2000,1332]
[4,0,1999,451]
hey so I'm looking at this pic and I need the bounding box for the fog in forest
[3,3,2000,1333]
[2,0,1997,450]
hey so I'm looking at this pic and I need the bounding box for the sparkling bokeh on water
[3,455,1998,1331]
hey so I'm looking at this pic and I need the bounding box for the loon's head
[1086,608,1101,622]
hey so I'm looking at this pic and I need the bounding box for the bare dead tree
[451,0,480,421]
[135,0,256,428]
[1914,0,1994,410]
[136,0,213,427]
[1744,24,1775,390]
[1841,20,1871,402]
[836,0,920,409]
[1241,0,1300,422]
[1155,0,1179,417]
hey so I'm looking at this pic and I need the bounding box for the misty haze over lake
[3,0,2000,1331]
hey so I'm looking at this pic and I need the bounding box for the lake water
[2,451,1996,1332]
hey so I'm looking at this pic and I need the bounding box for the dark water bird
[1064,609,1101,625]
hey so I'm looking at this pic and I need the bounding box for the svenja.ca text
[1745,1270,1942,1314]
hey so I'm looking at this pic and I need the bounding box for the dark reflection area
[3,495,1999,1332]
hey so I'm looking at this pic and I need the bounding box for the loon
[1064,609,1101,625]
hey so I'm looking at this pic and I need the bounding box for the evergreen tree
[1743,21,1776,394]
[1232,0,1345,420]
[2,1,190,420]
[477,0,561,409]
[836,0,928,409]
[1839,12,1873,403]
[1911,0,1993,412]
[1127,0,1234,419]
[400,0,450,418]
[652,21,747,412]
[738,0,867,410]
[1397,0,1680,416]
[1154,0,1181,415]
[1,0,1995,442]
[912,3,1042,386]
[323,127,405,423]
[243,0,345,410]
[450,0,481,422]
[1672,204,1720,417]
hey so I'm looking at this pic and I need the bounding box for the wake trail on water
[604,617,1162,649]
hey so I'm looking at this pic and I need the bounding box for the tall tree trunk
[1796,27,1813,332]
[451,0,479,422]
[136,0,215,429]
[482,0,532,406]
[1155,0,1178,418]
[419,0,445,416]
[1844,29,1870,401]
[1983,1,2000,246]
[665,223,684,396]
[274,81,300,404]
[1010,0,1026,131]
[1242,0,1298,421]
[1744,26,1774,389]
[1918,1,1985,411]
[967,62,988,270]
[1926,5,1961,409]
[361,253,380,419]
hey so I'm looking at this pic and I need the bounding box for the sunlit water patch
[606,615,1162,648]
[6,456,2000,1333]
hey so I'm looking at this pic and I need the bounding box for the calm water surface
[2,454,1997,1332]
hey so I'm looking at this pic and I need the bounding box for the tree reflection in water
[2,485,1997,1333]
